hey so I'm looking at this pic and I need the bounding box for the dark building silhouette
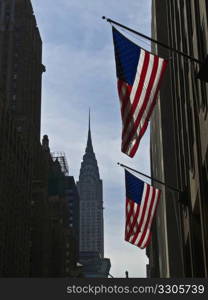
[147,0,208,277]
[48,152,81,277]
[79,251,111,278]
[0,0,45,276]
[0,0,80,277]
[29,135,51,276]
[65,176,80,263]
[0,98,32,276]
[0,0,45,139]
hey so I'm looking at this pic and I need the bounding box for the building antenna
[89,107,91,132]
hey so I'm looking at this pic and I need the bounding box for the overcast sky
[32,0,152,278]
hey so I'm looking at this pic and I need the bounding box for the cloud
[104,200,149,278]
[32,0,152,278]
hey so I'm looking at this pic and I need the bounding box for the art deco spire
[86,108,93,153]
[79,110,100,181]
[77,110,104,260]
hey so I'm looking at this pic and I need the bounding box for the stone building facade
[147,0,208,278]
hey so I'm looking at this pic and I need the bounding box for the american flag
[112,27,168,157]
[125,170,161,249]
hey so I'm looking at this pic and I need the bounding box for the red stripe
[118,80,132,120]
[122,56,160,154]
[125,199,129,238]
[131,185,150,244]
[125,199,134,239]
[122,55,158,145]
[125,203,140,241]
[140,191,161,248]
[128,61,168,157]
[122,59,168,156]
[137,188,156,247]
[128,120,148,157]
[126,199,134,223]
[145,60,168,120]
[118,81,128,119]
[117,79,123,96]
[125,187,161,249]
[118,80,126,106]
[121,51,150,139]
[138,189,161,249]
[125,199,132,238]
[131,185,151,245]
[141,231,152,249]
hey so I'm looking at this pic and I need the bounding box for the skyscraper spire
[86,108,93,153]
[77,111,104,260]
[89,107,91,132]
[80,110,100,181]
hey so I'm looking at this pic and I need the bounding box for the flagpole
[117,162,182,193]
[102,16,202,64]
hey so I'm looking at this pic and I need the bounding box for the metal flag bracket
[117,162,188,206]
[103,16,208,82]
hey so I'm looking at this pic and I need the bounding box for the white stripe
[122,52,155,145]
[122,50,145,124]
[139,186,153,234]
[127,202,131,213]
[134,58,164,131]
[128,184,147,243]
[134,185,153,245]
[125,136,137,156]
[140,229,150,248]
[126,201,133,233]
[119,82,128,107]
[132,231,143,245]
[126,202,138,235]
[146,189,160,230]
[132,53,155,118]
[130,50,146,104]
[128,225,137,241]
[139,188,160,248]
[132,202,139,234]
[124,58,165,155]
[123,53,155,143]
[134,184,147,226]
[134,201,138,213]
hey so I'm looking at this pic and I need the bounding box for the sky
[32,0,152,278]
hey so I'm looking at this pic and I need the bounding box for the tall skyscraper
[77,113,104,258]
[0,0,47,276]
[0,0,45,140]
